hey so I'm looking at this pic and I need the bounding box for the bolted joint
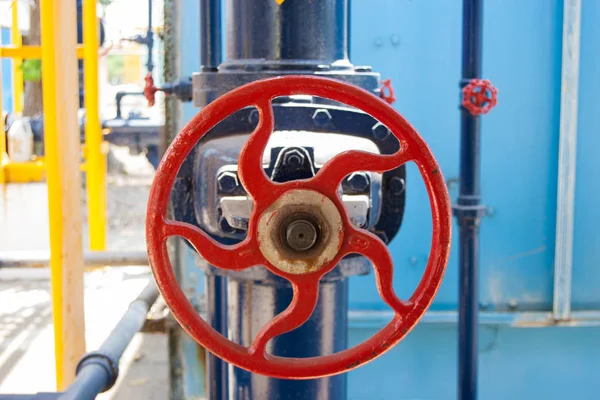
[312,109,332,126]
[346,172,370,192]
[371,122,391,140]
[452,204,487,228]
[282,148,306,169]
[217,171,239,193]
[388,176,406,195]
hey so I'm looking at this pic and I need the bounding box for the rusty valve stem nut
[285,220,318,252]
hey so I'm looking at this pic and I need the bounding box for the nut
[217,171,239,193]
[282,148,306,168]
[389,177,405,195]
[372,122,391,140]
[312,109,332,126]
[248,109,259,125]
[347,172,369,192]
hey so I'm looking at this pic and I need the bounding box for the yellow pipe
[84,0,106,250]
[41,0,87,389]
[11,3,24,113]
[0,45,85,59]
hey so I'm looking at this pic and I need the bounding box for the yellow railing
[1,0,107,388]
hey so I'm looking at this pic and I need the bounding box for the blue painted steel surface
[175,0,600,398]
[571,0,600,311]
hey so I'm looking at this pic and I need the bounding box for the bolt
[217,171,239,193]
[282,149,306,169]
[248,109,259,125]
[285,220,318,252]
[409,256,418,266]
[347,172,369,192]
[219,217,236,234]
[312,109,332,126]
[390,35,401,46]
[372,122,391,140]
[389,177,406,195]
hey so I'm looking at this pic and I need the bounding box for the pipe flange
[75,351,120,392]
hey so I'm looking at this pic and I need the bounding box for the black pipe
[455,1,485,399]
[60,281,159,400]
[199,0,222,71]
[114,91,144,119]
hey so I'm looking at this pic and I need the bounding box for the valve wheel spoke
[237,99,282,207]
[343,227,411,315]
[250,276,321,357]
[162,219,264,271]
[313,145,412,197]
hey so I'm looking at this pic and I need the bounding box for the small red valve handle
[379,78,396,105]
[146,75,452,379]
[461,78,498,116]
[144,72,159,107]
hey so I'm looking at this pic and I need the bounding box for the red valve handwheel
[461,78,498,115]
[379,78,396,105]
[144,72,159,106]
[146,75,452,379]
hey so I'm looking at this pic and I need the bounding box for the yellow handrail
[40,0,87,389]
[84,0,106,250]
[0,44,86,59]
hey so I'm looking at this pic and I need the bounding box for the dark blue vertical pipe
[200,1,225,399]
[200,0,222,71]
[456,0,484,400]
[206,274,229,400]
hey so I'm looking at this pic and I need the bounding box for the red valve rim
[462,78,498,115]
[146,75,452,379]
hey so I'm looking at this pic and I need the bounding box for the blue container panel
[347,324,600,400]
[572,0,600,310]
[349,0,563,313]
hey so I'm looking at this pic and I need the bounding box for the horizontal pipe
[0,45,85,59]
[0,250,148,269]
[60,280,159,399]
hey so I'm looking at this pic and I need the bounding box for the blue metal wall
[178,1,600,398]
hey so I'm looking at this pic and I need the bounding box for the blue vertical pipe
[455,0,484,399]
[206,275,228,400]
[200,0,222,71]
[200,1,225,399]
